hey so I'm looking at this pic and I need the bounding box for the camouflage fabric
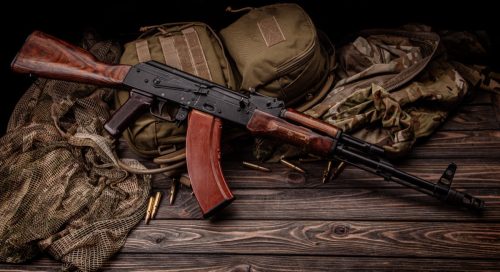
[304,26,491,156]
[0,35,150,271]
[254,26,495,160]
[435,30,498,94]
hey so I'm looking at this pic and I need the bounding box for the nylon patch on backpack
[182,28,212,80]
[155,28,212,81]
[257,16,286,47]
[135,40,152,62]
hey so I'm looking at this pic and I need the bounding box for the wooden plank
[442,105,500,130]
[494,93,500,123]
[151,158,500,189]
[120,130,500,174]
[122,220,500,258]
[0,256,58,272]
[411,130,500,158]
[223,158,500,188]
[3,255,500,271]
[155,188,499,221]
[465,90,493,105]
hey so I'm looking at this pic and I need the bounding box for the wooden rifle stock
[11,31,130,85]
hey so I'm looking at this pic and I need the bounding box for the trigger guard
[150,101,176,122]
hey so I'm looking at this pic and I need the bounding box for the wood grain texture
[442,105,500,130]
[3,255,500,271]
[221,158,500,189]
[12,31,130,85]
[465,90,494,105]
[154,188,498,221]
[149,158,500,189]
[410,130,500,158]
[494,93,500,123]
[246,110,335,157]
[283,108,340,138]
[122,220,500,258]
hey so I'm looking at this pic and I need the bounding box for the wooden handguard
[282,108,341,138]
[186,109,235,218]
[11,31,130,85]
[247,110,336,157]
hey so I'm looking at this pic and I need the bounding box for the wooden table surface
[2,91,500,271]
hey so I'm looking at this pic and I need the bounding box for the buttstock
[186,110,235,218]
[11,31,130,85]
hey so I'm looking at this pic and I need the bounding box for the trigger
[175,107,189,126]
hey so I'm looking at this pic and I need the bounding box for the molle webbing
[135,27,212,81]
[135,39,152,62]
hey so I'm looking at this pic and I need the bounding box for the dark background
[1,0,499,135]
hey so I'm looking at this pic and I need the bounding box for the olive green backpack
[220,3,336,110]
[220,3,336,161]
[117,22,237,173]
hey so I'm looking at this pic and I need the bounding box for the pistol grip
[186,109,235,218]
[104,91,153,137]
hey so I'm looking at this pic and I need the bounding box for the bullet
[151,191,162,219]
[145,196,155,224]
[332,161,346,179]
[279,158,306,174]
[299,157,322,163]
[308,153,322,159]
[170,178,178,205]
[322,160,334,183]
[179,173,191,188]
[242,161,271,172]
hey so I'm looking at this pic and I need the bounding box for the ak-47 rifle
[11,31,485,217]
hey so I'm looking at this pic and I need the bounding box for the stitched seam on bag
[257,16,286,47]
